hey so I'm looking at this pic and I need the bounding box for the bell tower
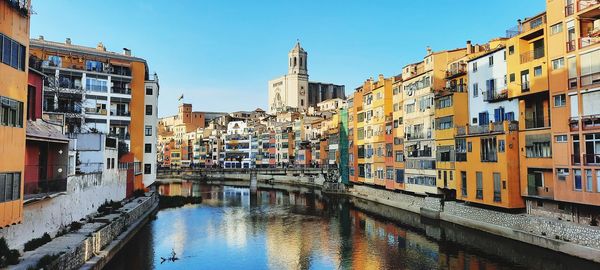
[288,40,308,76]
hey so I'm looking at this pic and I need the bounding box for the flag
[178,94,184,101]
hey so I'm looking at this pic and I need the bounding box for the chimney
[378,74,384,82]
[123,48,131,56]
[426,46,432,55]
[96,42,106,51]
[65,38,71,45]
[466,40,472,54]
[38,35,44,40]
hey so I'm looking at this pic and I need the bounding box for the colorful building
[0,0,31,228]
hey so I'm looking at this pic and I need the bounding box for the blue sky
[31,0,543,117]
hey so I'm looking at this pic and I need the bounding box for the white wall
[143,78,159,187]
[0,171,126,249]
[467,48,518,125]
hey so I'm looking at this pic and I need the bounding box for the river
[104,180,600,270]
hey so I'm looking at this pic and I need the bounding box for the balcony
[520,48,545,64]
[6,0,30,17]
[584,153,600,165]
[111,110,131,117]
[111,87,132,95]
[108,133,130,140]
[578,0,600,12]
[482,89,508,102]
[459,121,518,136]
[581,71,600,87]
[445,66,467,79]
[506,15,546,38]
[85,108,107,116]
[580,36,600,49]
[44,106,82,115]
[24,165,68,200]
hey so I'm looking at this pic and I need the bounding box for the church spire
[288,40,307,76]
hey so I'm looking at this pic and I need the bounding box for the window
[461,171,467,197]
[436,116,453,130]
[107,158,111,169]
[86,78,108,92]
[534,66,542,77]
[146,87,153,95]
[586,169,594,192]
[481,137,497,162]
[580,49,600,87]
[525,134,552,158]
[597,170,600,192]
[554,94,566,107]
[557,168,569,181]
[146,105,153,115]
[552,58,565,70]
[488,56,494,67]
[521,70,530,91]
[499,140,505,152]
[476,172,483,199]
[395,169,404,183]
[493,173,501,202]
[145,125,152,136]
[395,151,404,162]
[0,172,21,202]
[145,143,152,153]
[0,34,25,71]
[0,97,23,128]
[574,169,582,191]
[144,164,152,175]
[550,22,563,35]
[508,46,514,55]
[555,135,568,142]
[472,83,478,97]
[472,62,478,72]
[509,73,515,82]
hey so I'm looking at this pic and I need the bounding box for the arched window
[294,57,297,66]
[290,58,292,67]
[301,99,304,106]
[300,57,303,67]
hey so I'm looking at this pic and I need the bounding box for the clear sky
[30,0,544,117]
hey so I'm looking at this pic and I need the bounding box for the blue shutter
[505,112,515,121]
[478,112,489,126]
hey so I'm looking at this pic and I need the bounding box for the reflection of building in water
[222,208,249,249]
[158,181,195,196]
[162,212,188,257]
[223,186,251,207]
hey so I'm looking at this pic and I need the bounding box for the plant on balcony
[0,238,20,267]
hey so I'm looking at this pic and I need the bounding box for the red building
[24,68,69,200]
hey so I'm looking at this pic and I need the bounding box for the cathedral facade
[268,42,345,114]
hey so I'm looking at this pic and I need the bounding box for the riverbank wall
[11,193,158,270]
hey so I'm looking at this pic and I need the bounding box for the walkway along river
[104,180,600,270]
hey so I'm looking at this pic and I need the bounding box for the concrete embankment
[12,193,159,270]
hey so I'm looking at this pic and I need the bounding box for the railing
[111,87,132,95]
[85,108,107,115]
[583,153,600,165]
[456,126,466,136]
[520,48,545,64]
[525,116,546,129]
[505,15,546,37]
[24,165,68,199]
[445,67,466,79]
[111,111,131,117]
[491,122,505,132]
[579,36,600,49]
[567,40,576,52]
[482,89,508,102]
[43,106,82,114]
[455,152,467,162]
[578,0,600,12]
[108,133,130,140]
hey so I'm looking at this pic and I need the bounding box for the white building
[224,121,258,168]
[268,42,345,114]
[467,47,518,126]
[143,74,159,187]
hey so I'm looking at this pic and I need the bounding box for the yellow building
[505,12,554,207]
[403,48,465,195]
[391,75,405,190]
[0,0,30,227]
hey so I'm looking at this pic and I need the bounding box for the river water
[105,181,600,270]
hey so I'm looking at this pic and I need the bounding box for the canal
[105,181,600,270]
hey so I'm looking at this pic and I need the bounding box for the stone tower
[288,41,308,75]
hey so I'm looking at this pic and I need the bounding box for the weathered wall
[0,171,126,248]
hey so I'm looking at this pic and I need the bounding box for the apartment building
[456,42,524,209]
[0,0,30,228]
[504,12,555,211]
[391,75,405,190]
[29,37,157,190]
[143,75,159,186]
[224,121,257,168]
[542,0,600,223]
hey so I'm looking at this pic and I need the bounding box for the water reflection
[105,180,600,270]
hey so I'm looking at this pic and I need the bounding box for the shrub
[0,237,20,267]
[32,253,61,270]
[23,233,52,252]
[97,200,123,214]
[69,221,83,231]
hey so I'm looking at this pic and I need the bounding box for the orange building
[0,0,30,228]
[542,0,600,223]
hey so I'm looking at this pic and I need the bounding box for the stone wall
[443,201,600,250]
[0,171,127,249]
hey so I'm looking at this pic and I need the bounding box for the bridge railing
[157,166,337,177]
